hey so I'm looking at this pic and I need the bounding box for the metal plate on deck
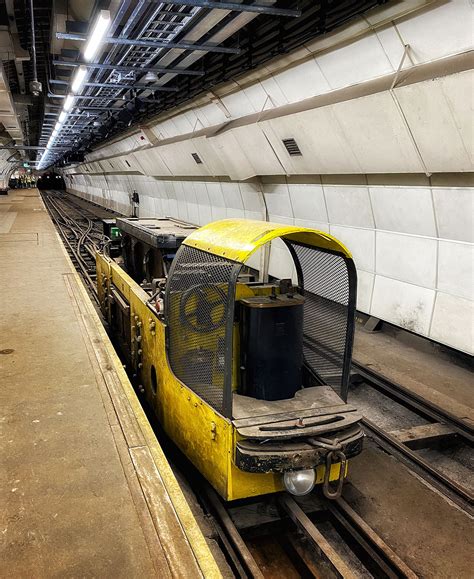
[117,217,196,249]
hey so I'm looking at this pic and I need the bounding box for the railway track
[40,190,116,300]
[200,484,417,578]
[350,362,474,512]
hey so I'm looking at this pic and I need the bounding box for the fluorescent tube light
[63,94,75,112]
[55,122,62,131]
[83,10,111,62]
[71,65,88,93]
[58,111,67,123]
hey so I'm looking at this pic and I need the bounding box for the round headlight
[283,469,316,496]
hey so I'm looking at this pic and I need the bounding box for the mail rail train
[96,216,364,501]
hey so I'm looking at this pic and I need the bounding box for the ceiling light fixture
[71,65,88,93]
[144,71,158,82]
[83,10,111,62]
[63,94,75,112]
[58,111,67,123]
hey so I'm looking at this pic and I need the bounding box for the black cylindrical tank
[239,294,304,401]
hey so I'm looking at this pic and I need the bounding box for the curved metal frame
[165,219,357,417]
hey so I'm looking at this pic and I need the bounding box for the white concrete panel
[172,113,195,134]
[158,141,211,177]
[273,58,331,102]
[356,270,375,313]
[268,214,294,226]
[293,218,329,233]
[243,82,273,113]
[192,181,212,225]
[192,181,210,206]
[395,72,473,172]
[259,76,289,108]
[154,196,165,216]
[375,23,409,71]
[196,103,229,127]
[324,186,374,228]
[268,240,297,282]
[395,0,473,63]
[430,292,474,355]
[376,231,437,288]
[288,183,328,222]
[211,132,255,181]
[330,225,375,272]
[433,187,474,243]
[369,186,436,237]
[206,182,227,221]
[226,207,246,219]
[371,275,435,335]
[229,125,284,175]
[332,92,424,173]
[139,195,155,217]
[186,202,200,225]
[316,33,393,90]
[238,182,265,220]
[132,148,172,177]
[152,118,179,140]
[261,106,362,174]
[263,183,292,218]
[205,182,224,207]
[221,91,256,118]
[191,136,228,177]
[220,182,244,210]
[437,241,474,301]
[437,71,473,169]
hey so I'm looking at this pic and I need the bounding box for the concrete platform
[0,189,220,577]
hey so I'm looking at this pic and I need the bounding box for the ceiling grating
[0,0,391,168]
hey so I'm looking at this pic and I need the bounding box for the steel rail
[43,195,96,277]
[277,494,418,579]
[350,360,473,509]
[41,191,106,299]
[352,360,474,442]
[200,484,264,579]
[362,417,473,511]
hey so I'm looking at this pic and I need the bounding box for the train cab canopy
[164,218,358,431]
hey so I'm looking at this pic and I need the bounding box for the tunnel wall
[62,0,473,355]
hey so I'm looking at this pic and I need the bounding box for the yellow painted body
[183,218,352,262]
[96,218,352,501]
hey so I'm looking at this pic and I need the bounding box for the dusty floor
[344,442,473,578]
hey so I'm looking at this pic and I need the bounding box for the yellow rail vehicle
[96,218,363,501]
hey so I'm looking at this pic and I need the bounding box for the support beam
[56,32,241,54]
[47,105,115,111]
[151,0,302,17]
[52,59,204,77]
[49,79,178,92]
[0,146,71,150]
[47,92,162,104]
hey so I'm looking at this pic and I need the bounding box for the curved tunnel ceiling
[0,0,390,170]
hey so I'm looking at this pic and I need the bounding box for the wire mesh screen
[165,245,237,414]
[287,242,356,399]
